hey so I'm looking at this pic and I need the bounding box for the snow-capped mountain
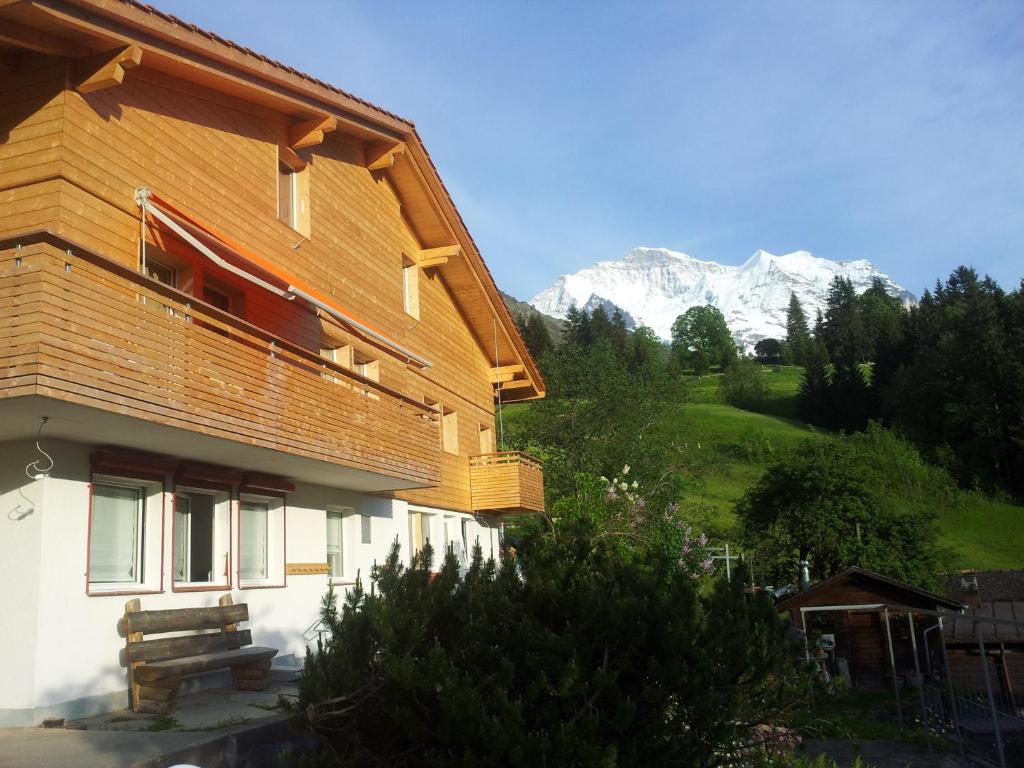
[530,248,914,350]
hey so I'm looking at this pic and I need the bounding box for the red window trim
[86,474,166,597]
[237,492,288,590]
[170,481,233,593]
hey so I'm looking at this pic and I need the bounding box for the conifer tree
[821,276,867,366]
[522,312,554,360]
[797,339,830,426]
[783,292,811,366]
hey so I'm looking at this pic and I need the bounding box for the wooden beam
[418,244,461,268]
[366,141,406,171]
[278,143,306,172]
[0,19,89,57]
[490,364,524,384]
[289,116,337,149]
[497,378,535,390]
[75,44,143,94]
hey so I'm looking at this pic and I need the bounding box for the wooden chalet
[0,0,544,725]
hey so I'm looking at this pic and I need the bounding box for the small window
[147,259,176,287]
[409,510,432,559]
[278,146,310,237]
[203,285,231,313]
[442,408,459,455]
[88,476,163,592]
[353,351,380,399]
[402,255,419,320]
[326,508,347,579]
[360,513,372,545]
[278,161,295,228]
[240,495,285,587]
[174,488,230,587]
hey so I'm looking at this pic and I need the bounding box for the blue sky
[158,1,1023,300]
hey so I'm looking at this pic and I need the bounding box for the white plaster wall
[0,441,44,713]
[1,439,478,724]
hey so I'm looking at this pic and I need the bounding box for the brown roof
[944,601,1024,643]
[776,566,965,613]
[947,570,1024,603]
[106,0,410,126]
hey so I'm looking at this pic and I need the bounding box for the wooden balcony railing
[0,237,440,488]
[469,451,545,514]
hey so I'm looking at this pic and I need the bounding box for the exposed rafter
[366,141,406,171]
[75,44,142,94]
[418,244,460,268]
[498,379,535,391]
[0,19,89,57]
[289,116,337,149]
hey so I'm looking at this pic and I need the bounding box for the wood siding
[470,452,545,514]
[0,55,536,511]
[0,242,440,486]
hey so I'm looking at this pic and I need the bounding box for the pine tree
[797,339,830,426]
[784,293,811,366]
[522,313,554,360]
[564,304,591,347]
[821,276,867,367]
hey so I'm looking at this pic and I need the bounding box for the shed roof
[943,601,1024,644]
[776,566,965,614]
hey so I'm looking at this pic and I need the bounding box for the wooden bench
[117,594,278,714]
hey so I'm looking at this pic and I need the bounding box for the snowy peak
[530,248,913,350]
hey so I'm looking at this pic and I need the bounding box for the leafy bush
[719,357,769,410]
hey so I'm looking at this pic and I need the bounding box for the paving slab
[0,679,306,768]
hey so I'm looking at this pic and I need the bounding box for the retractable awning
[135,188,432,369]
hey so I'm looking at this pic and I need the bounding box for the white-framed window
[88,475,163,592]
[408,510,433,561]
[326,507,350,580]
[173,487,231,587]
[239,494,285,587]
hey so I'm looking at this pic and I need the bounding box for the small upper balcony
[469,451,545,514]
[0,237,441,491]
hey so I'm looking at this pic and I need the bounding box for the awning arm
[138,188,292,300]
[137,188,432,369]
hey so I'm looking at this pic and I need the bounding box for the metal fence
[922,615,1024,768]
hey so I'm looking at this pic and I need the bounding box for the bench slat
[135,646,277,682]
[118,604,249,637]
[121,629,251,665]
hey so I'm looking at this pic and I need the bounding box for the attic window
[402,254,419,320]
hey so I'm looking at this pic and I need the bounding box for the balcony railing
[0,237,440,488]
[469,451,545,514]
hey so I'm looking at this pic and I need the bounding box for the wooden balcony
[469,451,545,514]
[0,238,441,490]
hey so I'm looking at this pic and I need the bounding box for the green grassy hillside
[666,368,1023,570]
[504,365,1022,570]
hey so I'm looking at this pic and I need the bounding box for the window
[442,408,459,454]
[353,351,379,399]
[326,508,346,579]
[239,495,285,587]
[174,488,230,587]
[360,513,372,544]
[402,255,419,319]
[409,510,432,558]
[203,285,231,313]
[479,424,494,454]
[88,476,163,592]
[147,259,176,287]
[278,146,310,237]
[278,161,295,228]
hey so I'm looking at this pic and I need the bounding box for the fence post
[883,608,904,728]
[977,624,1007,768]
[937,616,969,768]
[906,613,931,754]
